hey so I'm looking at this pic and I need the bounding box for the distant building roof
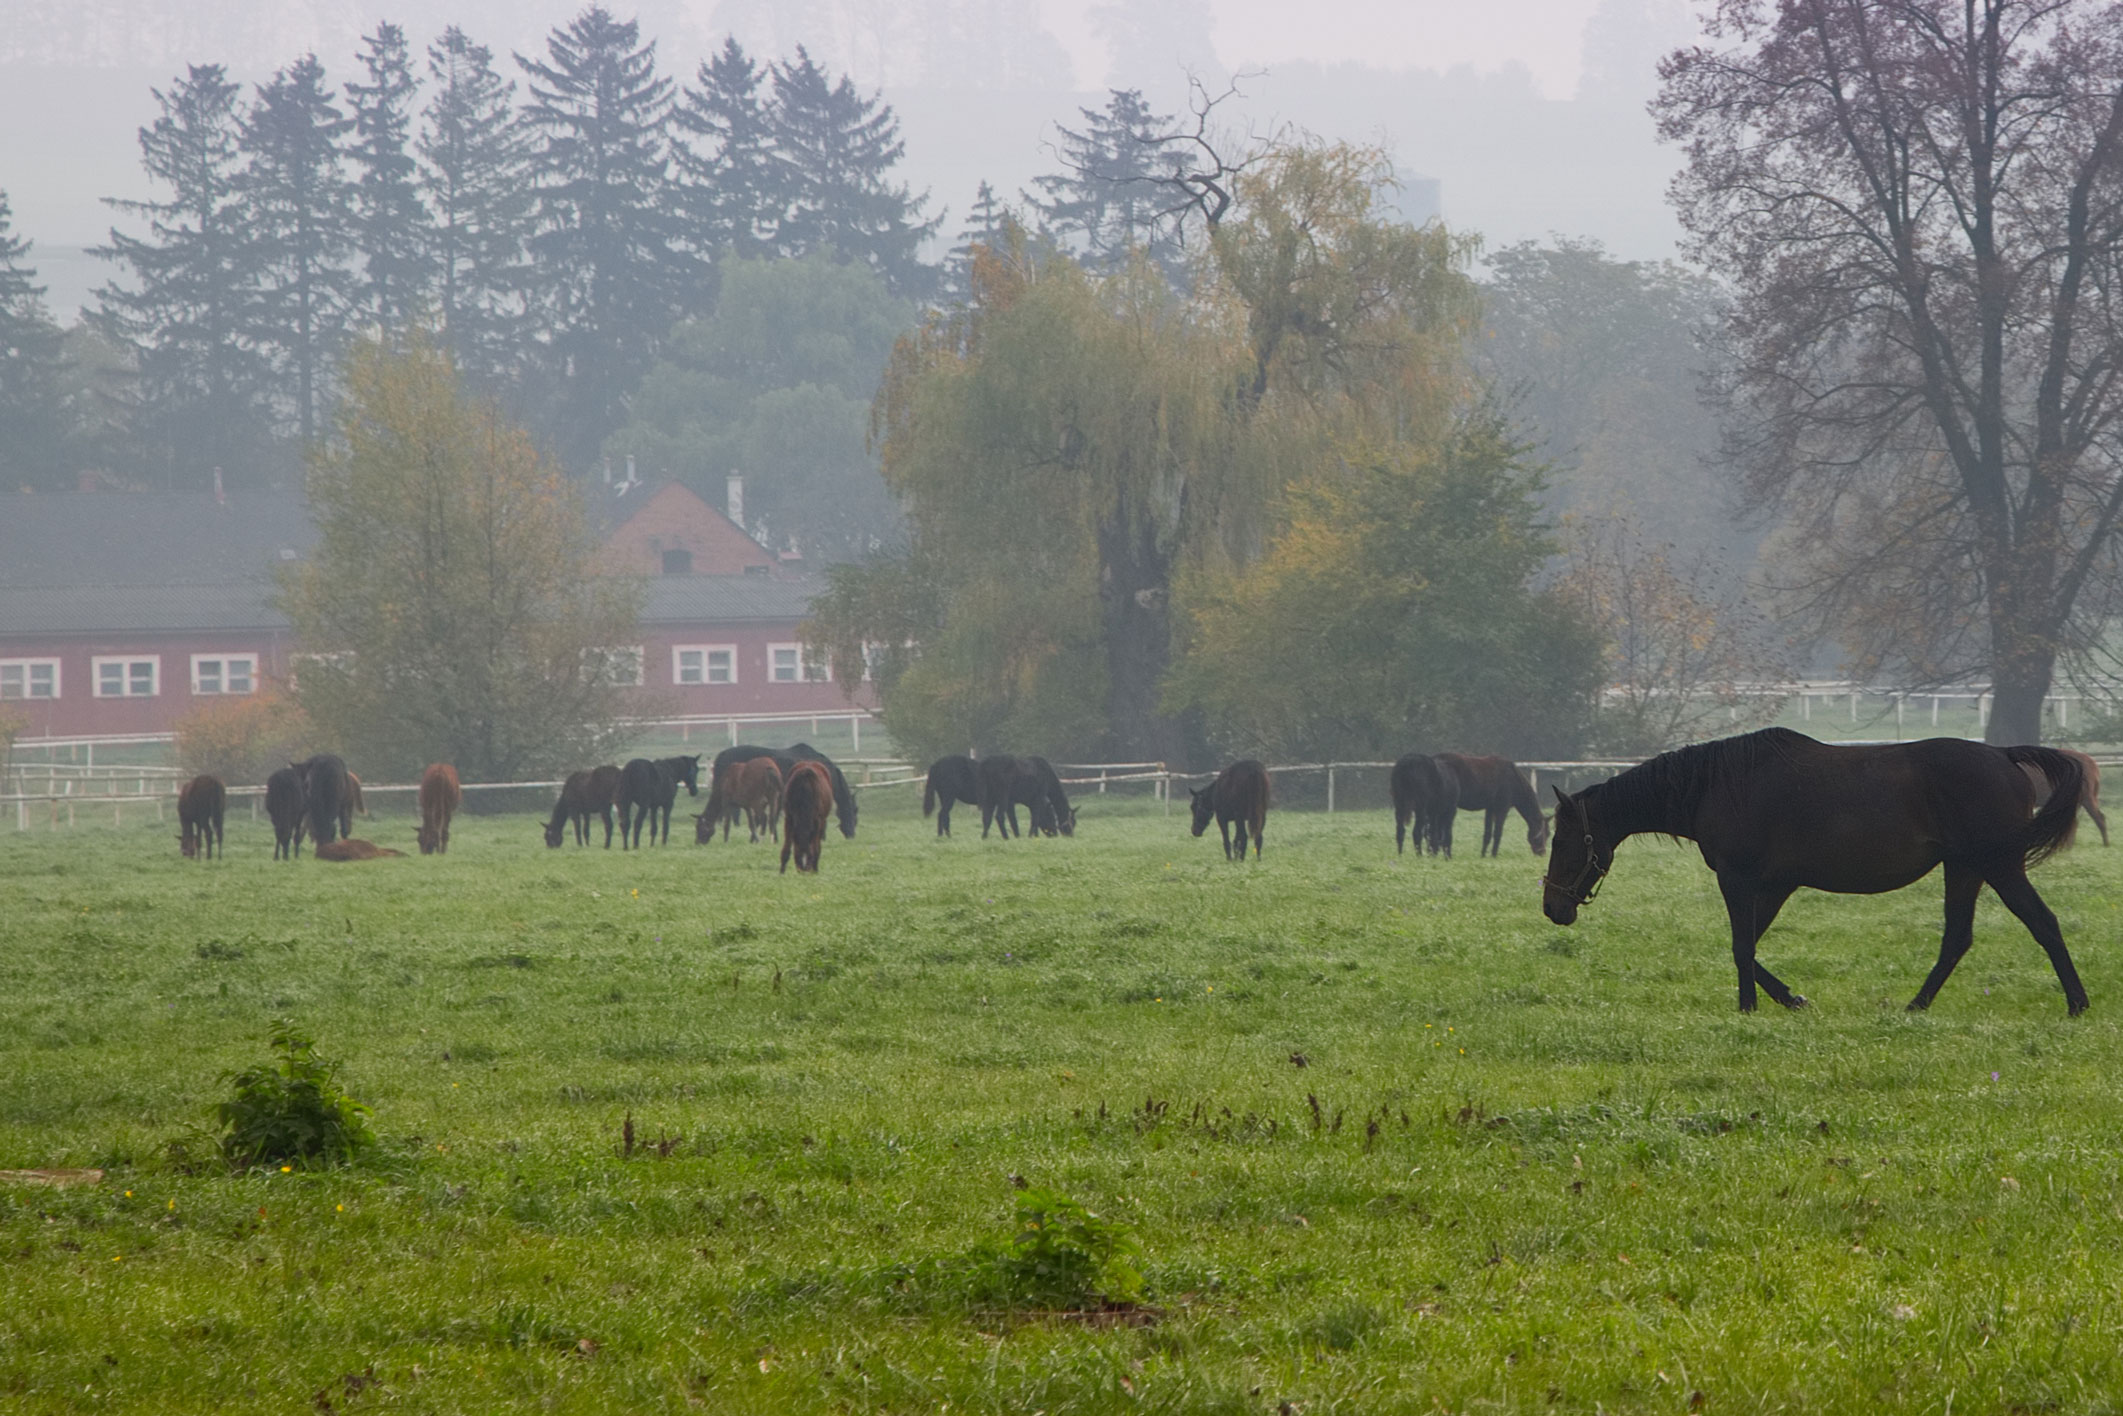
[0,491,312,590]
[641,573,825,624]
[0,582,287,636]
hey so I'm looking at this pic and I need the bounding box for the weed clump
[213,1020,374,1168]
[984,1186,1145,1311]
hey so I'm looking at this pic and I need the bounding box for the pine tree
[940,179,1008,303]
[767,48,938,298]
[0,190,69,490]
[93,64,277,488]
[671,36,779,276]
[1027,89,1189,282]
[241,54,355,446]
[517,5,685,467]
[345,22,429,331]
[419,26,533,392]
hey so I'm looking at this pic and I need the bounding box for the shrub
[175,689,317,786]
[990,1186,1145,1310]
[214,1021,374,1168]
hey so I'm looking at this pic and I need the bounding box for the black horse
[1390,753,1458,856]
[978,756,1057,839]
[297,753,352,849]
[1436,753,1549,857]
[1190,760,1269,861]
[1027,756,1075,836]
[616,754,701,849]
[923,755,980,836]
[1543,727,2088,1015]
[265,765,307,860]
[712,743,858,838]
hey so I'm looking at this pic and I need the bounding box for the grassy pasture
[4,787,2123,1415]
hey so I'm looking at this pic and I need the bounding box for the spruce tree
[767,48,938,298]
[671,36,779,277]
[0,191,69,490]
[419,26,533,392]
[93,64,277,488]
[940,180,1008,303]
[1027,89,1189,282]
[517,5,684,467]
[345,22,429,331]
[241,54,355,446]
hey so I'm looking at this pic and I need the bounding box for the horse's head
[1541,787,1607,926]
[177,831,196,859]
[693,810,716,844]
[416,823,440,855]
[1058,804,1077,837]
[1188,785,1214,836]
[677,755,702,795]
[1527,808,1551,857]
[542,820,564,848]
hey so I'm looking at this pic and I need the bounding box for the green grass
[5,788,2123,1414]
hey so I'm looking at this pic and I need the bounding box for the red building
[0,481,868,741]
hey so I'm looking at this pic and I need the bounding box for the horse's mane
[1587,727,1811,835]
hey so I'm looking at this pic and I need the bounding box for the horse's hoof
[1782,994,1809,1010]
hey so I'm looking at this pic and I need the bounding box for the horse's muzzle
[1543,890,1578,927]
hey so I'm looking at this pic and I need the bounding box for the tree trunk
[1986,612,2054,747]
[1095,511,1186,765]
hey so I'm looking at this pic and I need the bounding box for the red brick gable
[598,482,776,577]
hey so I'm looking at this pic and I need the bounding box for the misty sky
[1,0,1704,316]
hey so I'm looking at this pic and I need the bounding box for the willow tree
[280,336,640,780]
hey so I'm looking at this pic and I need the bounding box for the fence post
[1099,769,1108,795]
[852,718,861,753]
[1932,695,1940,727]
[1326,765,1336,814]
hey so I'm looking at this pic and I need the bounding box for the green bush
[992,1186,1144,1310]
[213,1021,375,1168]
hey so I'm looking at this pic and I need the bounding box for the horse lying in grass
[315,838,404,861]
[1542,727,2088,1015]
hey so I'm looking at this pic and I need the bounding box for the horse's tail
[2006,745,2082,868]
[923,771,937,818]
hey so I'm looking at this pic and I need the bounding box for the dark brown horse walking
[1436,753,1548,857]
[1390,753,1458,856]
[177,774,225,859]
[699,756,783,843]
[1542,728,2089,1015]
[416,763,461,854]
[781,760,833,873]
[1190,760,1269,861]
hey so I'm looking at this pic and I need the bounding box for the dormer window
[661,548,693,575]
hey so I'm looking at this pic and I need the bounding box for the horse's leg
[1981,865,2089,1016]
[2086,796,2109,847]
[1717,874,1797,1012]
[1396,803,1407,855]
[1488,806,1505,857]
[1906,861,1983,1012]
[1219,816,1234,860]
[1252,807,1264,859]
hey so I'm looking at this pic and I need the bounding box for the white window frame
[190,653,259,696]
[672,644,737,686]
[768,641,828,684]
[585,644,645,688]
[0,658,61,700]
[91,655,159,698]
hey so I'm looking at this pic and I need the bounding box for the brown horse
[1390,753,1458,857]
[544,766,617,848]
[781,760,832,873]
[177,774,225,859]
[700,757,783,843]
[265,766,307,860]
[416,763,461,854]
[1542,728,2087,1015]
[315,838,405,861]
[1436,753,1549,857]
[2021,747,2109,846]
[1190,760,1269,861]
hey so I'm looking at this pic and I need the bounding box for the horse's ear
[1551,785,1572,810]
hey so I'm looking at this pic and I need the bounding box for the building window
[661,548,693,575]
[191,655,258,695]
[585,645,644,687]
[769,643,828,683]
[0,658,60,700]
[673,645,736,686]
[92,656,159,698]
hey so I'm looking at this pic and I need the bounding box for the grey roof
[0,582,288,636]
[641,573,825,624]
[0,492,313,589]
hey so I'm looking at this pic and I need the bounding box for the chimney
[213,467,225,506]
[624,454,637,489]
[726,473,744,530]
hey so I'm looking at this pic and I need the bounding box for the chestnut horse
[417,763,461,854]
[177,774,225,859]
[781,760,832,873]
[699,756,783,842]
[1436,753,1548,857]
[1190,760,1269,861]
[1390,753,1458,857]
[1542,728,2088,1015]
[316,838,405,861]
[2021,747,2109,847]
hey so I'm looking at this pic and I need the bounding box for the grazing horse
[699,757,783,843]
[1542,727,2088,1015]
[1027,756,1076,836]
[1191,760,1270,861]
[978,755,1055,839]
[713,744,858,838]
[315,838,405,861]
[1390,753,1459,856]
[265,766,307,860]
[297,754,352,849]
[781,760,833,873]
[2021,747,2109,847]
[545,767,617,848]
[1436,753,1549,857]
[923,755,980,836]
[176,774,226,860]
[416,763,462,854]
[616,755,700,849]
